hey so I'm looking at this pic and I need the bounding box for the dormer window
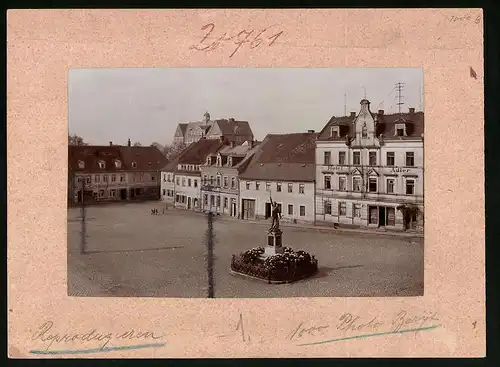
[330,126,339,138]
[77,160,85,169]
[217,156,222,166]
[395,123,407,137]
[228,157,233,166]
[114,160,122,169]
[131,162,137,168]
[206,156,211,165]
[98,160,105,169]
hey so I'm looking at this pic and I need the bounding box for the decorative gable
[367,168,379,176]
[351,167,362,176]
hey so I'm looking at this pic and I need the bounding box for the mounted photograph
[67,68,424,298]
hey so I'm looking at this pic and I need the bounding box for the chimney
[127,138,131,147]
[307,129,315,133]
[109,141,113,146]
[409,107,415,114]
[350,112,356,117]
[378,110,384,115]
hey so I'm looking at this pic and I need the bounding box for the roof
[239,133,317,182]
[161,138,227,172]
[178,123,188,136]
[212,119,254,139]
[68,145,168,173]
[318,109,424,141]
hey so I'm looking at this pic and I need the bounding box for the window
[224,176,228,187]
[353,177,361,192]
[114,160,121,168]
[330,127,339,138]
[163,189,166,196]
[397,128,404,136]
[204,194,208,205]
[132,162,137,168]
[277,182,282,192]
[95,175,100,183]
[110,189,116,197]
[246,181,250,190]
[182,178,186,187]
[98,190,105,198]
[216,196,221,207]
[354,204,361,218]
[324,175,331,189]
[368,178,377,192]
[217,156,221,166]
[163,174,166,182]
[406,179,415,195]
[266,182,271,191]
[339,202,346,216]
[77,177,83,183]
[339,176,346,191]
[406,152,415,167]
[103,175,108,182]
[300,206,306,216]
[77,160,85,169]
[194,180,198,188]
[231,177,236,189]
[288,183,293,193]
[210,176,214,185]
[256,182,260,190]
[85,176,91,184]
[387,179,395,193]
[216,176,221,187]
[152,175,156,181]
[369,152,377,166]
[120,174,125,182]
[228,157,232,166]
[210,195,215,206]
[167,174,171,182]
[224,197,228,208]
[324,151,331,165]
[98,160,105,169]
[277,204,282,213]
[362,123,368,138]
[353,151,361,165]
[299,184,305,194]
[386,152,395,166]
[176,194,180,203]
[339,152,346,165]
[324,201,332,215]
[203,175,207,184]
[176,177,180,185]
[288,204,294,215]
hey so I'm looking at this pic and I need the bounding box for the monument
[230,193,318,283]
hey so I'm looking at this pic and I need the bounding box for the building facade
[173,112,254,145]
[200,141,259,217]
[238,133,317,224]
[160,137,228,210]
[68,141,168,205]
[315,99,424,232]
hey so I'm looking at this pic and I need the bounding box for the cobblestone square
[68,202,424,298]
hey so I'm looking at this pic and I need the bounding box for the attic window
[395,123,407,137]
[206,156,211,165]
[217,156,222,166]
[77,160,85,169]
[228,157,232,166]
[114,160,122,168]
[132,162,137,168]
[330,126,340,138]
[98,160,105,169]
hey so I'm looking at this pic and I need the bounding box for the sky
[69,68,423,146]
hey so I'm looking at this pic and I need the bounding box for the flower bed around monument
[231,246,318,282]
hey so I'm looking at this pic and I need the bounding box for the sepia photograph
[67,68,425,298]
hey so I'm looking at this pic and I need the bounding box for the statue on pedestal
[269,192,282,232]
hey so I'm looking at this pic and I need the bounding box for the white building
[160,137,229,210]
[315,99,424,232]
[200,141,259,217]
[238,133,317,224]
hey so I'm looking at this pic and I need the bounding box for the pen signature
[449,15,481,24]
[190,23,284,58]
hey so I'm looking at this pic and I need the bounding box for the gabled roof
[211,119,254,139]
[161,138,227,172]
[69,145,168,173]
[239,133,317,182]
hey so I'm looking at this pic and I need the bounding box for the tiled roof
[213,119,254,139]
[162,138,227,172]
[68,145,168,173]
[318,109,424,141]
[239,133,317,182]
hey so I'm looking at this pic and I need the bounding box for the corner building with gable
[315,99,424,232]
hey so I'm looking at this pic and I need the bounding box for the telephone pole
[395,82,405,114]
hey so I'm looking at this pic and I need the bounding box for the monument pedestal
[263,228,284,257]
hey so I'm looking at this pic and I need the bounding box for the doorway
[378,206,386,227]
[231,201,236,217]
[242,199,256,219]
[265,202,271,219]
[129,188,135,198]
[188,197,192,209]
[120,189,127,200]
[77,190,82,203]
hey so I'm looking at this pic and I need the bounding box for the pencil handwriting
[449,14,481,24]
[190,23,284,58]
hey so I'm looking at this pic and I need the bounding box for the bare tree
[69,134,88,146]
[163,141,187,160]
